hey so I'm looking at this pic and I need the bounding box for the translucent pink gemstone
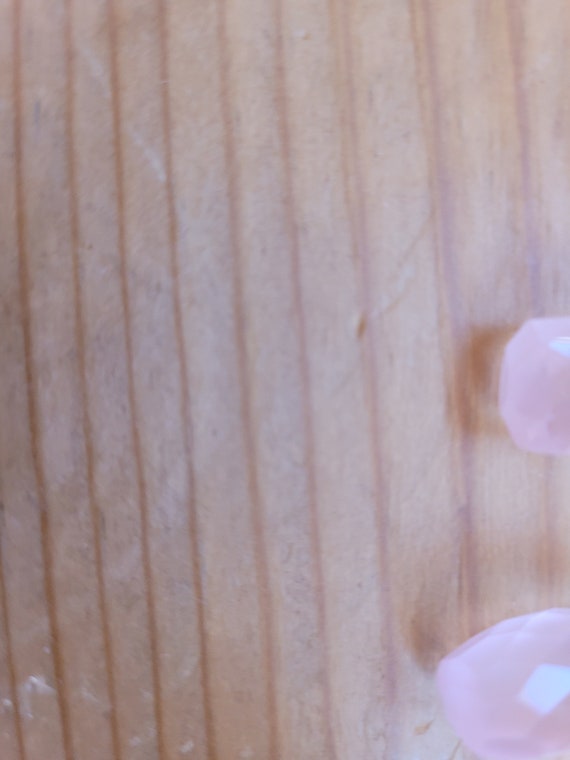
[437,609,570,759]
[500,317,570,455]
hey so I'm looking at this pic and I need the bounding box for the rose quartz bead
[437,609,570,759]
[500,317,570,455]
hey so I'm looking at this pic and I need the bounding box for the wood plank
[2,1,570,758]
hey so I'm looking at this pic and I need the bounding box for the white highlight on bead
[519,664,570,715]
[549,337,570,357]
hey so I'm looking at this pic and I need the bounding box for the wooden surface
[1,1,570,758]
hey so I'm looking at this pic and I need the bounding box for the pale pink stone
[500,317,570,455]
[437,609,570,759]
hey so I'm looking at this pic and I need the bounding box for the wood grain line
[329,0,398,747]
[410,0,478,631]
[504,0,554,603]
[216,1,280,757]
[504,0,542,316]
[155,0,215,755]
[12,1,74,757]
[538,461,555,605]
[0,541,27,760]
[106,1,165,755]
[272,0,337,756]
[62,0,122,756]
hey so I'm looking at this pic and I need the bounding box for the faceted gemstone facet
[500,317,570,455]
[437,609,570,760]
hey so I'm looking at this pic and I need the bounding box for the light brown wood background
[1,1,570,758]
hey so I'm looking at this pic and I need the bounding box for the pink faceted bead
[500,317,570,455]
[437,610,570,760]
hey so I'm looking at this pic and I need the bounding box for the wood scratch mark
[79,46,166,183]
[19,675,56,720]
[129,127,167,184]
[448,739,462,760]
[371,212,432,319]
